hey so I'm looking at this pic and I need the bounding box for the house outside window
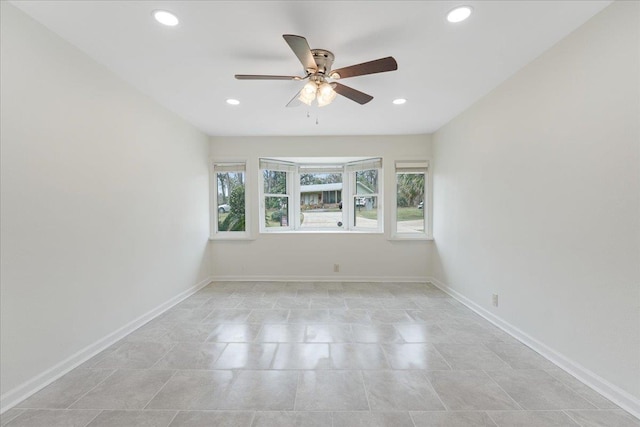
[259,158,382,233]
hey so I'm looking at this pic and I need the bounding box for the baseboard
[210,275,429,282]
[0,276,213,414]
[428,276,640,420]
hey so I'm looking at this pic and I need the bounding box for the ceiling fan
[235,34,398,107]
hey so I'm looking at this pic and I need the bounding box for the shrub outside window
[211,162,247,237]
[260,159,295,230]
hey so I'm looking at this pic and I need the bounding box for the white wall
[210,135,433,280]
[0,3,211,405]
[432,0,639,411]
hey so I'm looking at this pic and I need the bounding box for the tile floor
[2,281,638,427]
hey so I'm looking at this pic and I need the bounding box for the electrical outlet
[492,294,499,307]
[333,264,340,273]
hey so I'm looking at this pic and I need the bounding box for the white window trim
[348,163,383,233]
[294,163,346,232]
[258,158,383,234]
[209,160,251,240]
[259,160,295,233]
[390,160,433,240]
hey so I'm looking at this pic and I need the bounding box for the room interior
[1,1,638,426]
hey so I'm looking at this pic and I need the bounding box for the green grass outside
[396,207,424,221]
[355,207,423,221]
[355,208,377,220]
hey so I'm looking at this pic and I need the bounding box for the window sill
[209,233,254,241]
[259,229,384,235]
[388,233,434,241]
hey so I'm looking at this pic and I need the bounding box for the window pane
[396,172,425,233]
[355,169,378,194]
[299,172,343,229]
[265,196,289,228]
[354,195,379,229]
[217,171,245,232]
[263,170,287,194]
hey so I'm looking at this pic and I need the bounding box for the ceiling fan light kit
[298,78,338,107]
[235,34,398,107]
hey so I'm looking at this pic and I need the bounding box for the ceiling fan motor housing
[311,49,335,75]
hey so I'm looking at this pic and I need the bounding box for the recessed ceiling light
[153,10,179,27]
[393,98,407,105]
[226,99,240,105]
[447,6,472,23]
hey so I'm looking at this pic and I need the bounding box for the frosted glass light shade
[317,82,337,107]
[298,81,317,105]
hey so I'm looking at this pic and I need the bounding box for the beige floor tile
[564,409,640,427]
[148,370,297,410]
[152,343,227,369]
[333,411,414,427]
[545,369,620,409]
[426,370,520,411]
[17,369,114,409]
[92,342,175,369]
[363,370,445,411]
[9,281,633,426]
[0,409,26,426]
[272,343,333,369]
[433,343,511,370]
[351,324,405,343]
[213,343,278,369]
[87,410,176,426]
[71,369,174,410]
[382,343,451,370]
[4,409,100,427]
[246,309,289,323]
[295,371,369,411]
[395,324,454,343]
[168,411,254,426]
[254,324,305,342]
[483,341,558,370]
[252,411,332,427]
[486,369,595,410]
[205,323,262,342]
[487,410,579,426]
[203,309,252,323]
[411,411,497,426]
[304,324,352,342]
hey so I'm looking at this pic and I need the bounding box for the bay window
[259,158,382,233]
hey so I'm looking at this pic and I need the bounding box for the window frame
[296,164,346,232]
[210,160,250,240]
[346,159,383,233]
[391,160,432,240]
[258,157,383,233]
[258,159,296,233]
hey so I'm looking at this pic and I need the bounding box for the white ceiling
[11,1,611,136]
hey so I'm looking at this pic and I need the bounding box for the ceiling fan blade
[332,83,374,105]
[235,74,303,80]
[283,34,317,72]
[330,56,398,79]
